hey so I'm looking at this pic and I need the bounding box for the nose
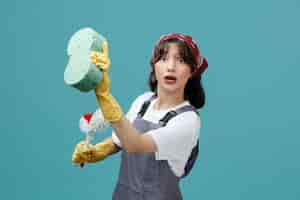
[167,58,176,71]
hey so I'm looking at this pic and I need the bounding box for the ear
[151,72,157,82]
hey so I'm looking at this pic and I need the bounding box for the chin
[161,85,180,94]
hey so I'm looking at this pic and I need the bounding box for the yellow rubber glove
[72,137,120,164]
[90,41,124,122]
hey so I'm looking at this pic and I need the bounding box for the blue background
[2,0,300,199]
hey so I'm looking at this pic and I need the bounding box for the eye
[161,56,167,62]
[177,57,185,63]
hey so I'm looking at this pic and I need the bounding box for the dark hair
[148,38,206,109]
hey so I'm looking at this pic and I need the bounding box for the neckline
[150,97,189,112]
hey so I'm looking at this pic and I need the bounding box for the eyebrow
[162,51,181,57]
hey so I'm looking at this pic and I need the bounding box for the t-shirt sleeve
[111,131,122,147]
[146,112,200,161]
[111,91,154,147]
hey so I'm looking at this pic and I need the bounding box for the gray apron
[112,95,199,200]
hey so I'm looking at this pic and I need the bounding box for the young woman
[72,33,208,200]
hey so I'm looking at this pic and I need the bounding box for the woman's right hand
[72,141,97,164]
[72,138,121,165]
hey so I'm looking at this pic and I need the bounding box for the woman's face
[154,42,192,95]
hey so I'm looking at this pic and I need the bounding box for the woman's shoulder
[132,91,155,106]
[137,91,155,101]
[127,91,155,113]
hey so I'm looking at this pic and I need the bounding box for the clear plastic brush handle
[85,132,92,146]
[80,131,96,168]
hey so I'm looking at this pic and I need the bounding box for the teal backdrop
[2,0,300,199]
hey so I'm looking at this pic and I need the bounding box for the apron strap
[159,105,198,126]
[137,94,157,118]
[136,94,200,179]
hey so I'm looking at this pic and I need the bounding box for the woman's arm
[91,41,157,154]
[111,117,158,153]
[72,137,121,164]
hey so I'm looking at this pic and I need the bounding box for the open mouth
[164,75,177,84]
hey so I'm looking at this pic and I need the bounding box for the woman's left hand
[90,41,111,71]
[91,41,111,95]
[90,41,123,122]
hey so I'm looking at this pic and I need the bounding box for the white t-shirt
[112,91,201,177]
